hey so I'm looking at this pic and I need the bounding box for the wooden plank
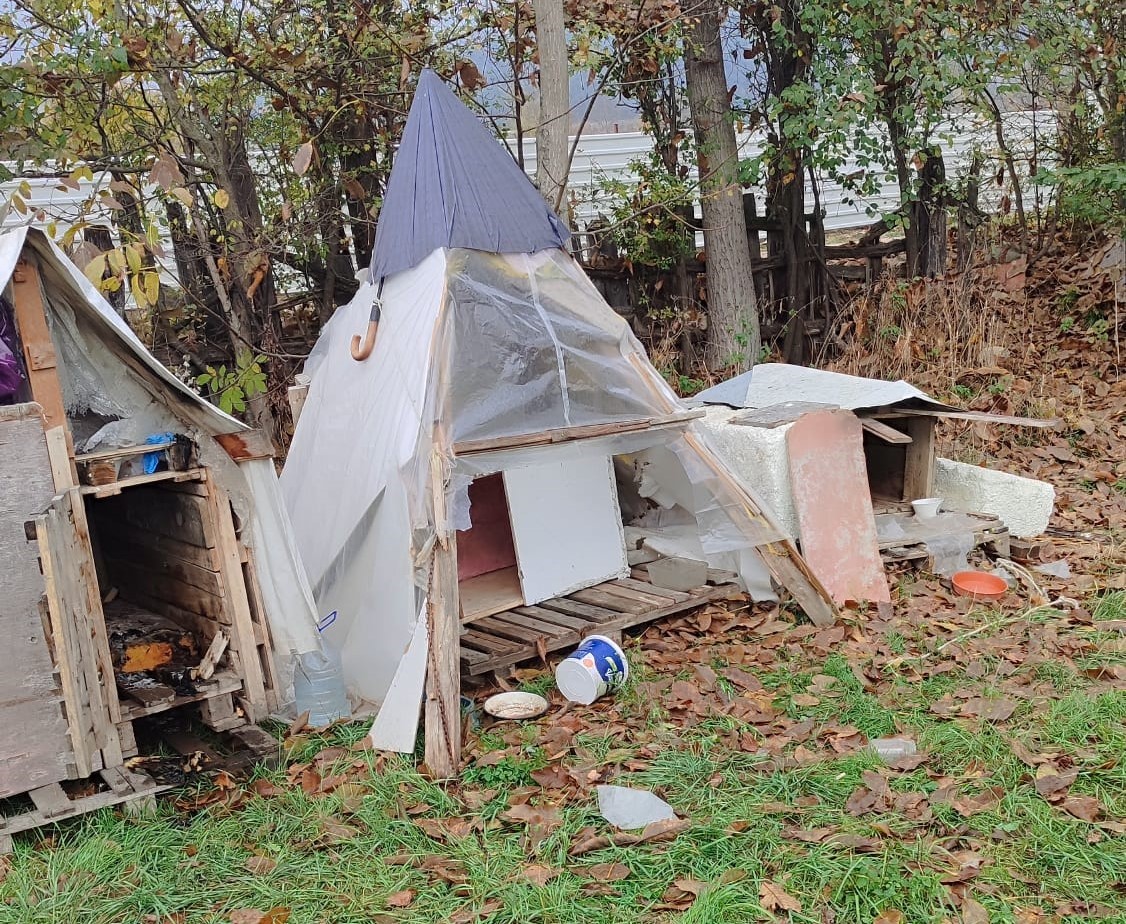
[472,616,542,645]
[81,467,206,498]
[75,440,176,464]
[214,430,275,463]
[35,490,123,777]
[98,485,212,548]
[91,517,222,571]
[241,551,280,713]
[44,425,76,490]
[10,259,70,448]
[459,566,524,623]
[460,628,521,655]
[99,539,222,595]
[604,579,686,605]
[729,402,837,429]
[424,465,461,778]
[1,773,166,838]
[486,610,576,640]
[512,604,594,631]
[611,576,691,602]
[103,556,225,620]
[876,407,1061,429]
[117,676,176,710]
[118,669,244,721]
[569,587,648,614]
[0,405,75,797]
[459,646,489,667]
[535,597,618,622]
[204,482,269,721]
[453,410,704,456]
[903,416,936,501]
[787,409,890,606]
[29,783,72,819]
[860,418,913,444]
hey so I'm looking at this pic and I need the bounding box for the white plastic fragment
[869,738,918,762]
[596,785,678,830]
[1036,560,1071,579]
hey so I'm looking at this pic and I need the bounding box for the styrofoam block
[695,407,800,540]
[934,458,1054,539]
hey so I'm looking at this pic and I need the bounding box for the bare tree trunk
[685,0,760,371]
[532,0,569,215]
[914,146,947,277]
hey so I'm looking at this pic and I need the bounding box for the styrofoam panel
[503,454,628,603]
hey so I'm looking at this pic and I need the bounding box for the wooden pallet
[0,765,166,853]
[875,510,1010,566]
[459,566,741,675]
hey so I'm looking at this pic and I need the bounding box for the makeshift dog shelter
[694,365,1057,579]
[282,70,835,777]
[0,227,319,841]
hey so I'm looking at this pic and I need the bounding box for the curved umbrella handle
[350,320,379,361]
[349,286,383,362]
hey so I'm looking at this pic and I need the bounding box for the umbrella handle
[350,320,379,361]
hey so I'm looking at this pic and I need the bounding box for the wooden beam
[875,408,1061,429]
[860,418,913,444]
[204,482,269,721]
[10,259,69,447]
[902,416,936,501]
[214,429,275,462]
[453,410,705,456]
[424,452,461,779]
[287,383,310,428]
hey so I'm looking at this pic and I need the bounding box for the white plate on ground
[482,691,549,720]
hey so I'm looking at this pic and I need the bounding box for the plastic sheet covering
[923,530,974,577]
[282,251,448,704]
[446,250,668,443]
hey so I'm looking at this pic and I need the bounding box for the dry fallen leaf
[874,911,905,924]
[500,804,563,850]
[949,786,1005,817]
[1060,794,1101,822]
[961,896,989,924]
[522,864,560,886]
[228,911,265,924]
[291,141,314,176]
[244,856,277,876]
[385,890,415,909]
[760,880,802,913]
[1034,766,1079,796]
[586,861,631,881]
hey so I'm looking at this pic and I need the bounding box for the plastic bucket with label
[555,635,629,705]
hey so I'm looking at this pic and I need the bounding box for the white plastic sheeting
[0,227,321,698]
[284,244,793,711]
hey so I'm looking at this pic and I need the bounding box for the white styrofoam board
[934,458,1055,539]
[503,454,628,603]
[368,611,428,753]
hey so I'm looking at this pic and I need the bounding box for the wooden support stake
[902,417,937,501]
[423,452,461,779]
[10,259,70,449]
[205,482,269,720]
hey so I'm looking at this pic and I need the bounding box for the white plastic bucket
[555,634,629,705]
[911,497,943,519]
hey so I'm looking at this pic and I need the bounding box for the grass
[4,603,1126,924]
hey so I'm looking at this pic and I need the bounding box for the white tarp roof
[694,363,955,412]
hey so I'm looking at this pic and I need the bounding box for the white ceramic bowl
[911,497,943,519]
[482,691,549,720]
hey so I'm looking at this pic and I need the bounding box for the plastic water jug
[293,646,351,728]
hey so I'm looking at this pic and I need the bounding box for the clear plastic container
[293,647,352,727]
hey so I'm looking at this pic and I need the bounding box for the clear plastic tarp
[446,249,669,443]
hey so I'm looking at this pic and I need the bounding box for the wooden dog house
[0,229,319,844]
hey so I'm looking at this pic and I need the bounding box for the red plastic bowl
[951,570,1008,601]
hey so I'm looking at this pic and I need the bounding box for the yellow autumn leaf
[213,188,230,209]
